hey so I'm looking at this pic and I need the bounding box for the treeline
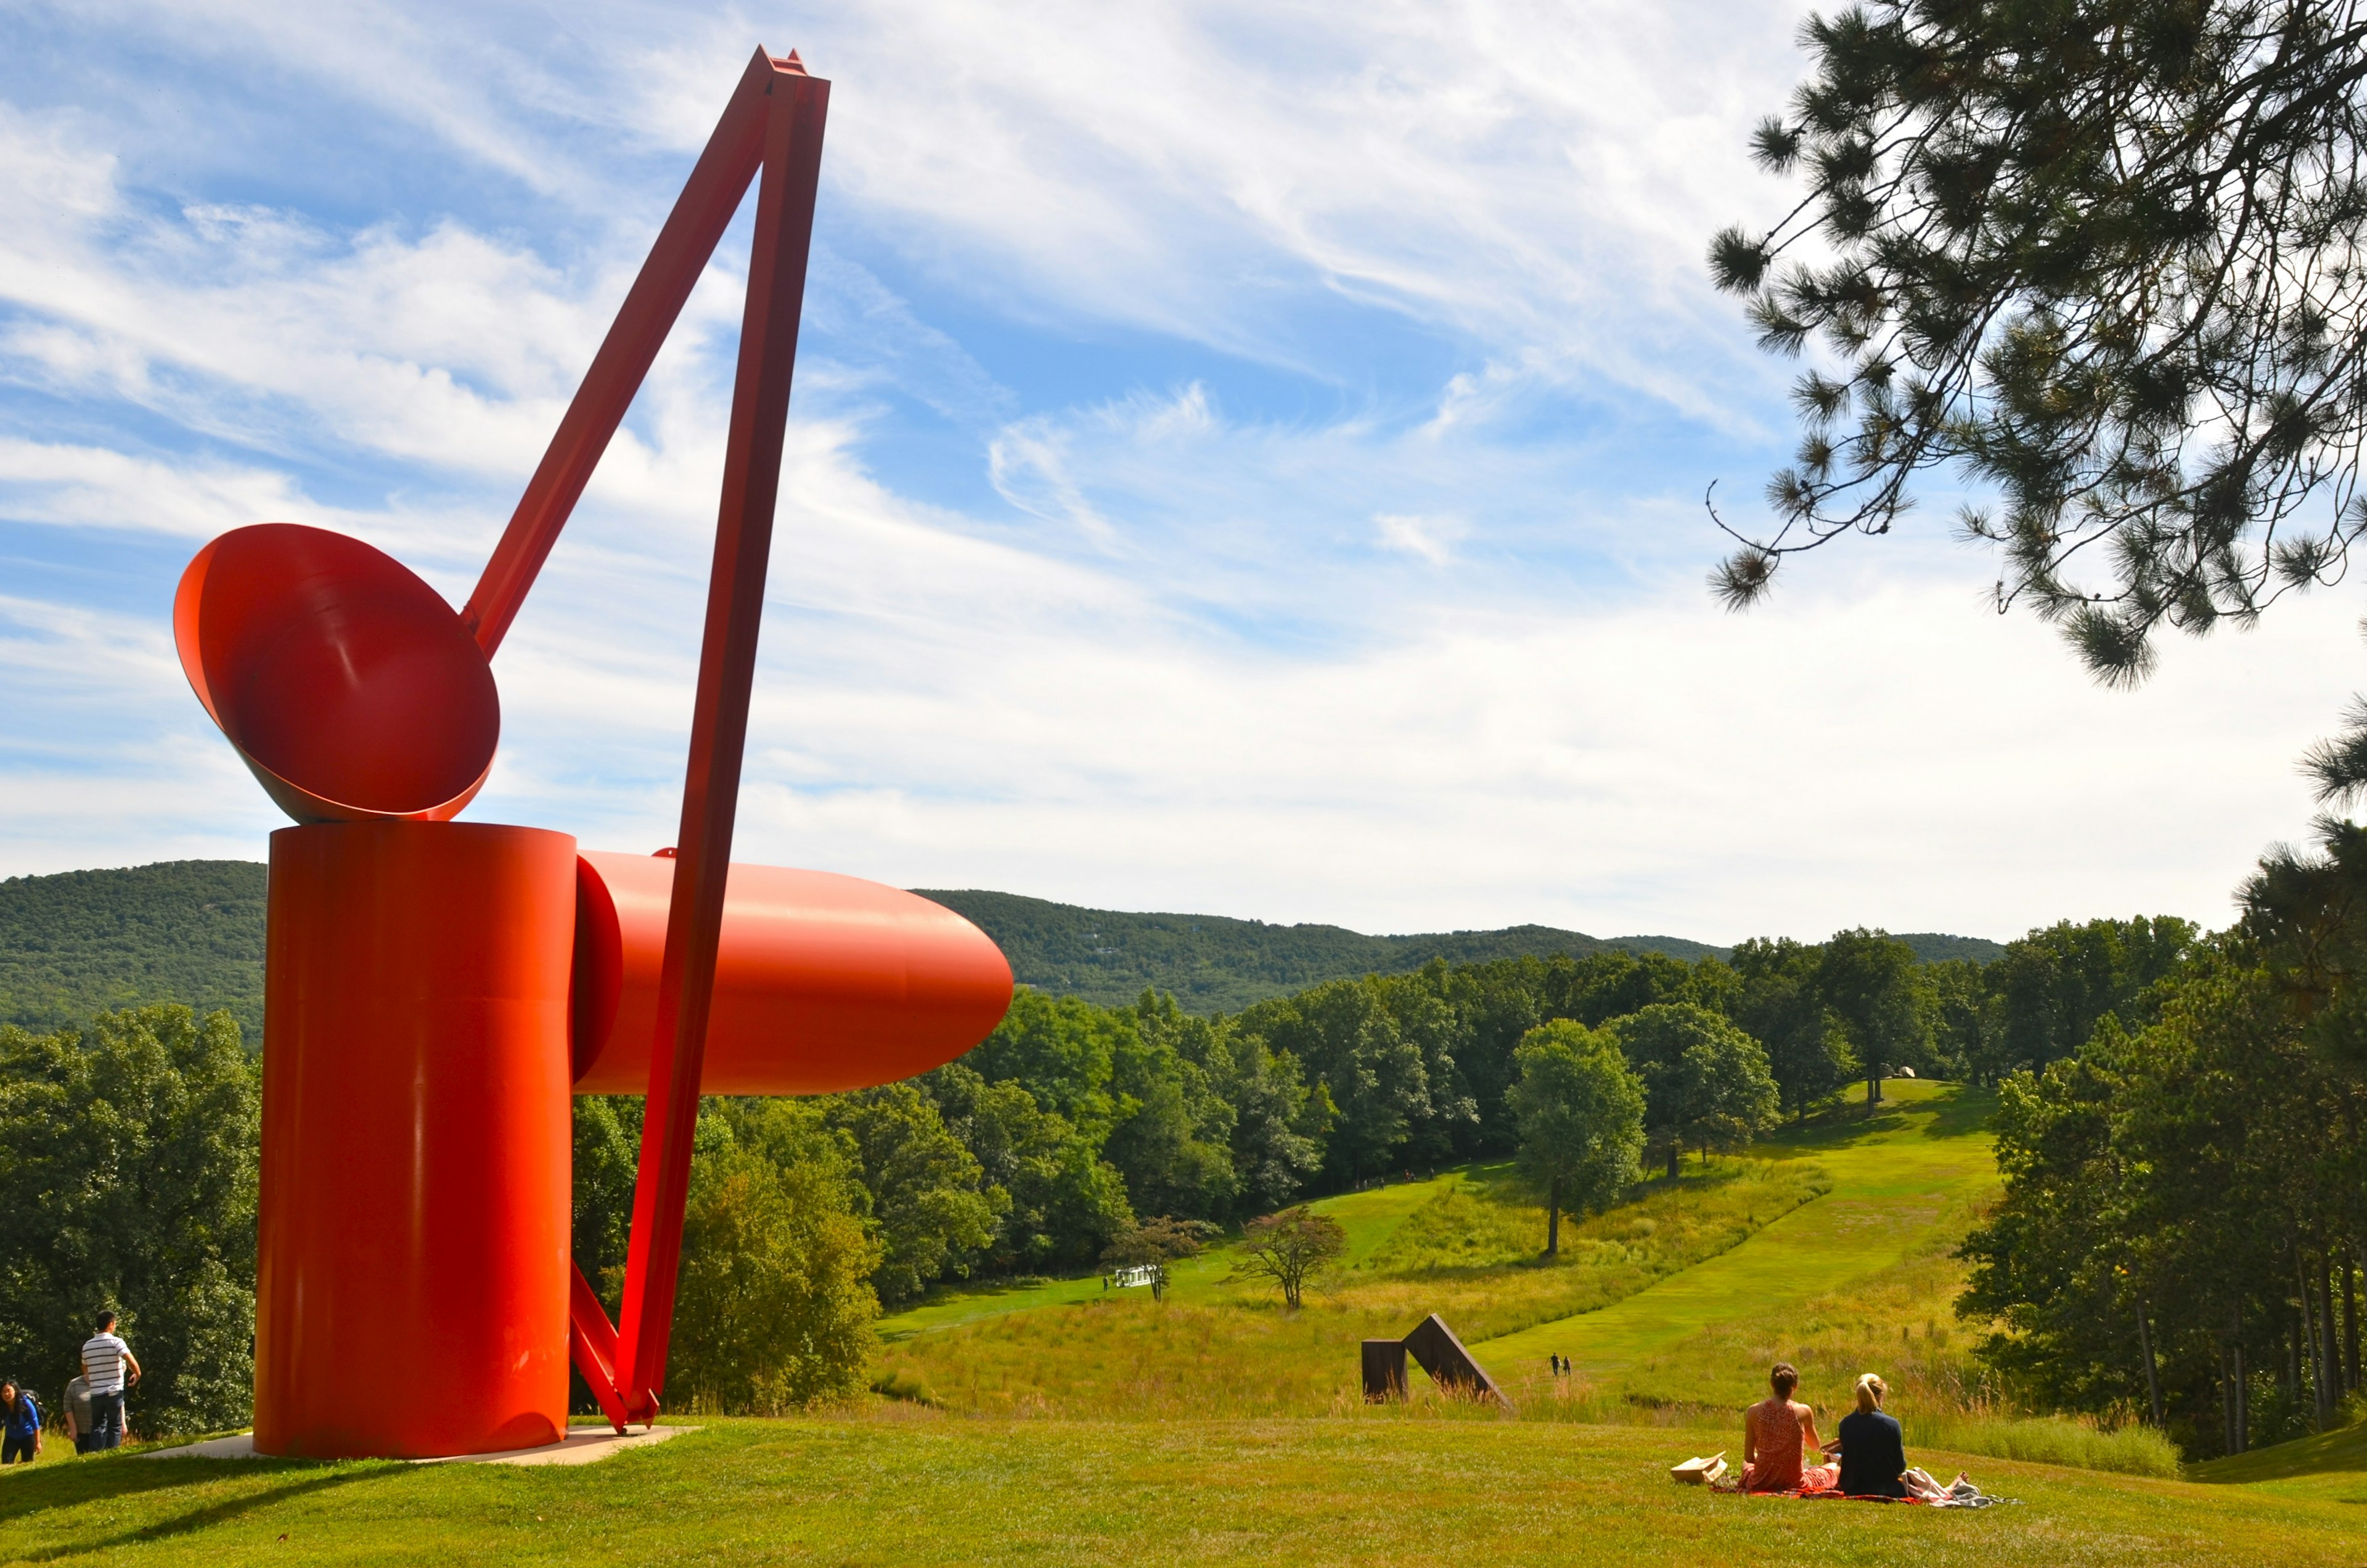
[572,918,2193,1331]
[0,1006,258,1438]
[1962,824,2367,1458]
[0,912,2212,1428]
[0,862,266,1043]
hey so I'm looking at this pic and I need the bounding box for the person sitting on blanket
[1829,1373,1965,1500]
[1738,1362,1838,1493]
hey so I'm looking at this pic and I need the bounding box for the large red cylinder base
[255,821,576,1459]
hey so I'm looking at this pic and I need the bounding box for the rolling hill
[0,860,268,1043]
[0,860,2008,1037]
[915,889,2005,1010]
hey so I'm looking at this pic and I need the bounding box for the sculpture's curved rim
[174,523,497,824]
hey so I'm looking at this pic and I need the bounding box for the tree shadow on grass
[2188,1420,2367,1485]
[1915,1085,1996,1140]
[1754,1083,1995,1156]
[1755,1098,1916,1155]
[0,1455,389,1561]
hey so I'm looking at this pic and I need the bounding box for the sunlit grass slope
[877,1080,1992,1425]
[3,1415,2357,1567]
[2188,1418,2367,1503]
[1479,1079,1998,1397]
[878,1165,1466,1342]
[873,1158,1828,1415]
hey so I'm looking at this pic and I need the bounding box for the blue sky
[1,0,2360,944]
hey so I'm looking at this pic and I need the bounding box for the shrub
[667,1145,881,1414]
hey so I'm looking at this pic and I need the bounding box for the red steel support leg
[614,63,830,1420]
[568,1264,632,1434]
[446,47,828,1425]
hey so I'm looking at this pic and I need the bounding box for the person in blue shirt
[1830,1373,1960,1500]
[1,1382,43,1464]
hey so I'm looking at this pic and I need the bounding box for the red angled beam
[465,47,828,1424]
[568,1264,634,1434]
[613,56,829,1419]
[462,47,783,659]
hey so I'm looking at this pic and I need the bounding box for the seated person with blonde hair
[1832,1373,1963,1500]
[1737,1362,1838,1493]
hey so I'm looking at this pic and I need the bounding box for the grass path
[1477,1080,1998,1379]
[2,1415,2358,1566]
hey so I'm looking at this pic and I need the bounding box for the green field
[6,1077,2360,1564]
[3,1415,2361,1566]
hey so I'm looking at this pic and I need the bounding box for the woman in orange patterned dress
[1738,1363,1838,1493]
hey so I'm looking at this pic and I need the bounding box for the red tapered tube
[571,852,1014,1095]
[254,822,576,1460]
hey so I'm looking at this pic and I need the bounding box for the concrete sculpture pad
[140,1426,696,1467]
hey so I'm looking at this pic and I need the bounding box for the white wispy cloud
[1375,513,1466,566]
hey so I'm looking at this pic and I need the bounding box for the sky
[1,0,2361,946]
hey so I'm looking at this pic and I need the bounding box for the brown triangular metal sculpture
[1365,1315,1513,1410]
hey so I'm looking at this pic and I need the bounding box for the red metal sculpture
[171,47,1013,1460]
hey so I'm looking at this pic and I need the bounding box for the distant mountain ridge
[912,889,2004,1013]
[0,861,2006,1035]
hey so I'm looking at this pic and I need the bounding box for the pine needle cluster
[1714,1,2367,683]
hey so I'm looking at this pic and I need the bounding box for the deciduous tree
[816,1085,1004,1307]
[1506,1020,1648,1254]
[667,1121,880,1414]
[1100,1215,1217,1301]
[1818,929,1928,1104]
[1610,1005,1780,1177]
[0,1005,257,1437]
[1230,1207,1347,1310]
[1731,936,1856,1117]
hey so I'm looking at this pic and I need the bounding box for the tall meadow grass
[1915,1412,2181,1477]
[875,1158,1828,1417]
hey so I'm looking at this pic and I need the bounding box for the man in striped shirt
[81,1312,139,1451]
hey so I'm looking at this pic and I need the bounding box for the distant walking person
[1,1382,42,1463]
[62,1373,93,1454]
[81,1312,139,1451]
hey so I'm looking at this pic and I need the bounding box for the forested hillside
[913,889,1722,1010]
[914,888,2000,1010]
[0,861,2003,1031]
[560,918,2146,1402]
[0,861,266,1043]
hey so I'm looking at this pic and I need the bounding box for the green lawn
[3,1414,2359,1566]
[872,1160,1824,1417]
[9,1079,2361,1562]
[2188,1419,2367,1503]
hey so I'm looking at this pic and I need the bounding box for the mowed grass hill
[7,1080,2361,1566]
[0,860,2009,1033]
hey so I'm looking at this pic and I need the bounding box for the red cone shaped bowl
[175,523,499,823]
